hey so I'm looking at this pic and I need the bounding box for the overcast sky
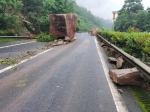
[75,0,150,20]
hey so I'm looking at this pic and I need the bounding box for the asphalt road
[0,33,140,112]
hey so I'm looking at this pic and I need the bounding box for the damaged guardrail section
[97,34,150,80]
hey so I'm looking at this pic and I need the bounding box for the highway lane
[0,33,132,112]
[0,39,36,47]
[0,40,49,70]
[0,41,47,59]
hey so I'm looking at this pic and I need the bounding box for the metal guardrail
[97,34,150,79]
[0,36,36,39]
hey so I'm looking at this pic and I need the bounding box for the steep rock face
[50,14,76,39]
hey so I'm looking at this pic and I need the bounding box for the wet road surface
[0,33,138,112]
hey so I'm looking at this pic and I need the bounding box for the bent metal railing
[97,34,150,80]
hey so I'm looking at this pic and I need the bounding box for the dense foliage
[115,0,150,32]
[75,5,112,31]
[0,0,112,36]
[98,30,150,58]
[36,33,57,42]
[0,0,23,35]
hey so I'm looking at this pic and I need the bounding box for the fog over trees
[0,0,112,36]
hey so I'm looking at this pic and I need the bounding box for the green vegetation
[36,33,57,42]
[0,58,18,65]
[26,51,37,56]
[129,86,150,112]
[115,0,150,32]
[75,5,112,31]
[98,30,150,58]
[0,38,17,43]
[0,0,112,36]
[0,0,23,35]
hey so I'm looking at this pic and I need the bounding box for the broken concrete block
[50,14,77,39]
[109,68,143,86]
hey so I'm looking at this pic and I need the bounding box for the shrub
[126,26,139,33]
[6,29,15,36]
[98,30,150,57]
[36,33,57,42]
[0,30,5,36]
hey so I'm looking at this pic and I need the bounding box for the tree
[74,4,112,31]
[145,8,150,32]
[0,0,112,35]
[115,0,144,31]
[0,0,23,35]
[136,10,147,31]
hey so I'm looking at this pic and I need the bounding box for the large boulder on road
[50,14,77,40]
[90,28,99,36]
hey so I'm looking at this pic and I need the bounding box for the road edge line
[95,38,129,112]
[0,48,53,74]
[0,41,36,49]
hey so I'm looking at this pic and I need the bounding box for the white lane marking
[0,41,36,49]
[0,48,53,74]
[95,38,128,112]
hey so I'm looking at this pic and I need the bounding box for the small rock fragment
[63,42,67,44]
[116,56,124,68]
[117,89,123,94]
[57,40,64,45]
[108,57,117,63]
[54,40,58,42]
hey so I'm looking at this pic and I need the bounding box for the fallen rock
[90,28,99,36]
[117,89,123,94]
[109,68,144,86]
[57,40,64,45]
[54,40,58,43]
[107,47,115,53]
[63,42,67,45]
[50,14,77,39]
[100,42,106,47]
[51,44,59,46]
[116,56,124,68]
[65,37,72,42]
[108,57,117,63]
[65,36,71,41]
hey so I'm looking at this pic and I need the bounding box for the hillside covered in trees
[114,0,150,32]
[0,0,112,36]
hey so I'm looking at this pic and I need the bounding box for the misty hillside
[0,0,112,36]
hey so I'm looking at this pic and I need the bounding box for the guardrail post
[142,54,146,62]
